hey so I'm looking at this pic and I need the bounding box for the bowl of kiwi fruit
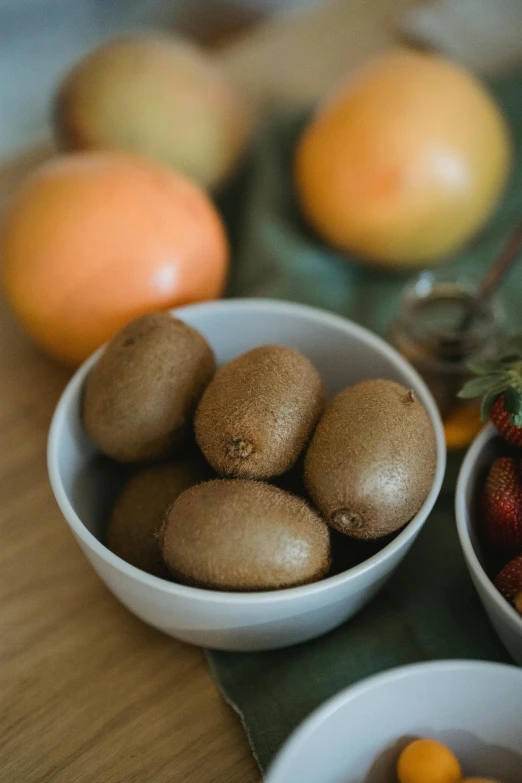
[47,298,445,651]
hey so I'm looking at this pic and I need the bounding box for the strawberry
[493,553,522,615]
[481,457,522,558]
[459,338,522,447]
[489,393,522,448]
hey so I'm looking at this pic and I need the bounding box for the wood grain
[0,2,414,781]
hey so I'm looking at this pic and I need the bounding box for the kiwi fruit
[159,479,331,591]
[83,312,215,462]
[304,379,437,540]
[194,345,324,479]
[107,455,210,577]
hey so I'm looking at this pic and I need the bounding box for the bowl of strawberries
[456,342,522,665]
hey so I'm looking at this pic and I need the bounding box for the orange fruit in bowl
[295,49,512,268]
[1,152,228,366]
[397,738,462,783]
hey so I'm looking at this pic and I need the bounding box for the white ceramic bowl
[47,299,445,652]
[456,423,522,665]
[266,660,522,783]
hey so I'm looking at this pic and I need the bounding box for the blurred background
[2,0,521,158]
[0,0,323,157]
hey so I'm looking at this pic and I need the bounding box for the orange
[397,738,462,783]
[2,152,228,365]
[295,49,511,268]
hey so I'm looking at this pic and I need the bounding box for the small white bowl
[47,299,445,652]
[456,423,522,665]
[266,660,522,783]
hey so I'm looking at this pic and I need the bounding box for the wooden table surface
[0,2,414,780]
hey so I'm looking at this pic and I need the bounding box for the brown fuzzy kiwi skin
[83,312,215,462]
[304,380,437,541]
[159,479,331,591]
[194,345,325,480]
[107,456,210,578]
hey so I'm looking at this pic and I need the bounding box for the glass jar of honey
[389,272,503,451]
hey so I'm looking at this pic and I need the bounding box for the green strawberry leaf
[458,375,507,399]
[503,386,522,416]
[466,359,504,375]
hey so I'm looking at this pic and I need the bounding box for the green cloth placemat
[209,75,522,774]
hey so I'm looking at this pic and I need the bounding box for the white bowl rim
[455,422,522,631]
[265,658,522,780]
[47,297,446,606]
